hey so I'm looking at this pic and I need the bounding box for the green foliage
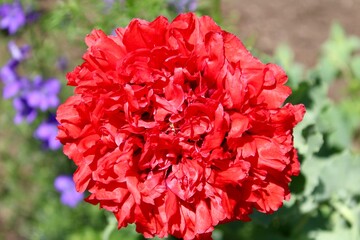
[1,1,360,240]
[245,21,360,240]
[274,44,304,89]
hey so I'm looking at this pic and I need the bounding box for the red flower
[57,13,305,240]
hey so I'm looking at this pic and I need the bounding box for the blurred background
[223,0,360,66]
[1,0,360,240]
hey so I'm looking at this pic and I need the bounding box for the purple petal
[26,10,40,23]
[54,175,84,207]
[34,123,53,138]
[26,91,43,107]
[44,79,61,93]
[60,190,84,208]
[3,81,21,99]
[12,97,37,124]
[25,76,61,111]
[0,1,26,34]
[34,117,61,150]
[8,41,30,61]
[25,110,37,123]
[54,175,74,192]
[0,60,19,83]
[1,62,21,98]
[49,137,62,150]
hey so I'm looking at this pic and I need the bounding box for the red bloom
[57,13,305,240]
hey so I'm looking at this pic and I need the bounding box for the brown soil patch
[222,0,360,66]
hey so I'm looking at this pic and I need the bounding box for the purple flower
[13,96,37,124]
[8,40,30,61]
[0,0,26,35]
[0,42,30,98]
[25,76,61,111]
[168,0,197,13]
[0,60,20,98]
[54,175,84,208]
[25,9,40,23]
[34,114,62,150]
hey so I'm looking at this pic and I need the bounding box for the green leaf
[300,154,327,197]
[310,200,360,240]
[274,44,304,89]
[321,23,360,71]
[316,58,338,83]
[319,152,360,197]
[301,151,360,209]
[337,99,360,137]
[293,109,324,160]
[317,106,352,150]
[350,56,360,79]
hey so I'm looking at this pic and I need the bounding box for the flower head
[1,60,20,99]
[13,95,37,124]
[0,41,30,99]
[57,13,305,240]
[0,0,26,35]
[34,114,62,150]
[25,76,61,111]
[54,175,84,207]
